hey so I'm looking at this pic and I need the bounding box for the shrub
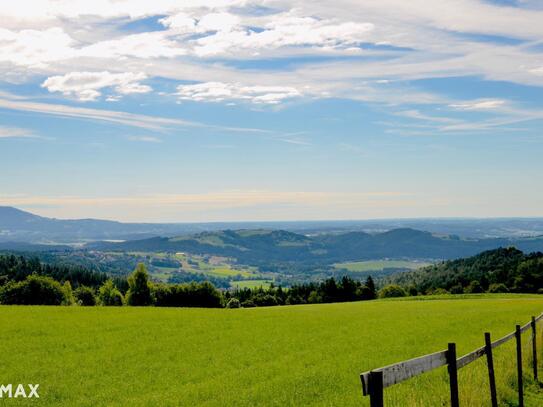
[61,281,75,305]
[449,284,464,294]
[431,288,449,295]
[189,281,223,308]
[0,275,65,305]
[285,295,304,305]
[307,290,322,304]
[488,283,509,293]
[126,263,153,306]
[153,281,223,308]
[407,285,418,296]
[357,285,376,300]
[465,280,483,294]
[98,280,124,306]
[74,286,97,306]
[241,299,255,308]
[378,284,407,298]
[253,294,278,307]
[226,298,241,308]
[153,284,173,307]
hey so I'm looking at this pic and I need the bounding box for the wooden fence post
[485,332,498,407]
[447,343,459,407]
[516,325,524,407]
[369,371,384,407]
[532,316,538,381]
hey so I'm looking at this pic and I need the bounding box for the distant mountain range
[2,206,543,244]
[88,228,543,265]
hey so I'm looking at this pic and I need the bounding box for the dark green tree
[74,286,97,306]
[126,263,153,306]
[365,276,377,299]
[465,280,483,294]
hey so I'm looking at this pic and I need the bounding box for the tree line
[0,254,379,307]
[225,275,377,308]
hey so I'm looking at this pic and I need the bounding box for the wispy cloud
[449,99,506,110]
[0,126,40,139]
[126,135,162,143]
[0,92,271,133]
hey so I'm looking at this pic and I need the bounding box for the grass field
[231,279,273,289]
[1,296,543,406]
[334,259,431,272]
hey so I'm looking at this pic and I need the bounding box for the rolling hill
[389,247,543,294]
[88,228,543,265]
[3,206,543,243]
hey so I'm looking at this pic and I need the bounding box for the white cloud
[41,71,152,101]
[161,12,241,34]
[529,67,543,76]
[190,11,374,57]
[80,32,186,59]
[0,126,36,139]
[0,27,75,67]
[449,99,506,110]
[176,81,301,104]
[0,1,242,22]
[0,0,543,113]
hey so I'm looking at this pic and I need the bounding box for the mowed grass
[334,259,431,272]
[1,296,543,406]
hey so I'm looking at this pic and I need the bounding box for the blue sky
[1,0,542,222]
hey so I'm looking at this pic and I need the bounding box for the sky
[1,0,543,222]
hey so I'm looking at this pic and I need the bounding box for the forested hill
[389,247,543,294]
[87,228,543,265]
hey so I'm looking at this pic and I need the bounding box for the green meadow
[334,259,431,272]
[231,279,273,289]
[1,296,543,406]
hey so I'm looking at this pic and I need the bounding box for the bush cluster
[0,260,224,308]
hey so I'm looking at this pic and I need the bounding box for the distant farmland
[1,296,542,406]
[334,259,431,273]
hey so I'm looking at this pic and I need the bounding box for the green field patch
[232,280,273,289]
[207,267,254,278]
[334,259,431,272]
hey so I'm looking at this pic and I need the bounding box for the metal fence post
[369,371,384,407]
[484,333,498,407]
[516,325,524,407]
[532,316,538,381]
[447,343,459,407]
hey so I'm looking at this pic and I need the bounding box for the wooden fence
[360,313,543,407]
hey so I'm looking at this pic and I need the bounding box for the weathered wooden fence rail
[360,313,543,406]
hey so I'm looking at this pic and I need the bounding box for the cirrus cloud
[0,126,37,139]
[449,99,506,110]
